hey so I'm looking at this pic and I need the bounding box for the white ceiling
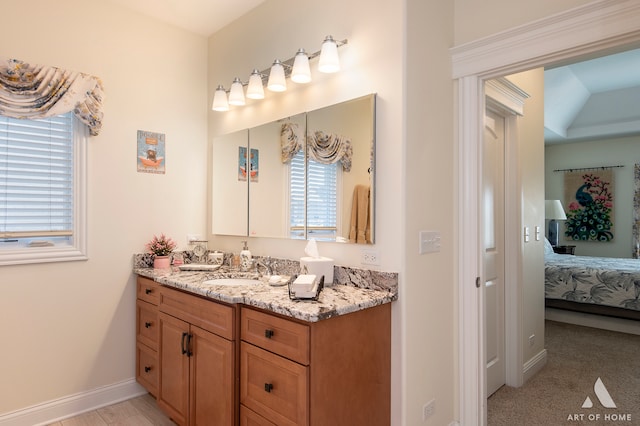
[105,0,265,37]
[544,48,640,144]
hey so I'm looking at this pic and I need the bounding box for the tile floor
[46,394,175,426]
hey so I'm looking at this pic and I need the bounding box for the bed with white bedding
[544,239,640,320]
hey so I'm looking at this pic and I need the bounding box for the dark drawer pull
[264,329,274,339]
[144,366,151,373]
[181,332,188,354]
[145,288,152,295]
[145,321,152,328]
[186,333,193,357]
[264,383,273,393]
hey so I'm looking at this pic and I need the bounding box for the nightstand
[553,245,576,255]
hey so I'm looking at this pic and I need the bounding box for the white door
[484,108,506,397]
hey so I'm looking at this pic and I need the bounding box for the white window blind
[289,149,338,240]
[0,113,74,239]
[289,150,306,239]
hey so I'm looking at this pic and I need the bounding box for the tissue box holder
[288,275,325,301]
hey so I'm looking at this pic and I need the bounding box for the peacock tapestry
[563,170,614,241]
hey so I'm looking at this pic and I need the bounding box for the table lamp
[545,199,567,247]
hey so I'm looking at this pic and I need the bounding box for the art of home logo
[567,377,632,422]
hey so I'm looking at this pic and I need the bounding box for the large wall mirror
[211,94,376,244]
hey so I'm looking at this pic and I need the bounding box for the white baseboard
[523,348,547,384]
[0,379,147,426]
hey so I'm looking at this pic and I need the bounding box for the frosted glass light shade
[228,78,245,106]
[211,85,229,111]
[267,60,287,92]
[246,70,265,100]
[291,49,311,83]
[318,35,340,73]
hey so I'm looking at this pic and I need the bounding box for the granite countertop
[134,266,397,322]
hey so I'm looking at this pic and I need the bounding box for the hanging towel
[349,184,371,244]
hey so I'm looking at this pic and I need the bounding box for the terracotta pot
[153,255,171,269]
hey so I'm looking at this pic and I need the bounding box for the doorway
[452,2,640,424]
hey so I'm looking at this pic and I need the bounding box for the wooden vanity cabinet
[157,285,238,426]
[136,277,161,396]
[239,303,391,426]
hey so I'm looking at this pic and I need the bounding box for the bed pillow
[543,238,554,256]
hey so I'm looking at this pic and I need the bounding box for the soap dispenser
[240,240,252,272]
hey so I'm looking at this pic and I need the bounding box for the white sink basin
[203,278,260,286]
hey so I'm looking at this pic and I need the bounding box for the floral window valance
[281,122,303,163]
[0,58,104,136]
[280,122,352,171]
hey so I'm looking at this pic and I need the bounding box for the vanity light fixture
[291,49,311,83]
[211,85,230,111]
[318,35,340,73]
[267,60,287,92]
[228,78,246,106]
[246,69,265,99]
[211,35,347,112]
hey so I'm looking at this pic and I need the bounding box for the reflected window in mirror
[289,150,341,240]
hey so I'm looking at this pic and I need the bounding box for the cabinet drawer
[159,286,235,340]
[137,276,160,305]
[241,308,309,364]
[136,300,158,350]
[240,342,308,426]
[240,405,277,426]
[136,342,158,397]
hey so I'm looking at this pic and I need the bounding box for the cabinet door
[190,325,235,426]
[158,312,190,426]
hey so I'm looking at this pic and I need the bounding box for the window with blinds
[289,149,338,240]
[0,112,87,264]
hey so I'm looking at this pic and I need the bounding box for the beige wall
[506,70,546,369]
[0,0,208,414]
[405,0,456,424]
[454,0,593,45]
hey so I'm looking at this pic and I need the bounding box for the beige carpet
[488,320,640,425]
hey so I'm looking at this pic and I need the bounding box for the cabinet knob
[145,288,152,295]
[264,329,274,339]
[264,383,273,393]
[144,366,151,373]
[145,322,152,328]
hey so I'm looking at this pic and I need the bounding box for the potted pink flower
[146,233,176,269]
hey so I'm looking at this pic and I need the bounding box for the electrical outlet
[529,334,536,347]
[361,249,380,265]
[422,399,435,421]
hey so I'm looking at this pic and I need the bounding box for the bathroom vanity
[135,265,396,426]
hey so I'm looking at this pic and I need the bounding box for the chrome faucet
[255,256,277,276]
